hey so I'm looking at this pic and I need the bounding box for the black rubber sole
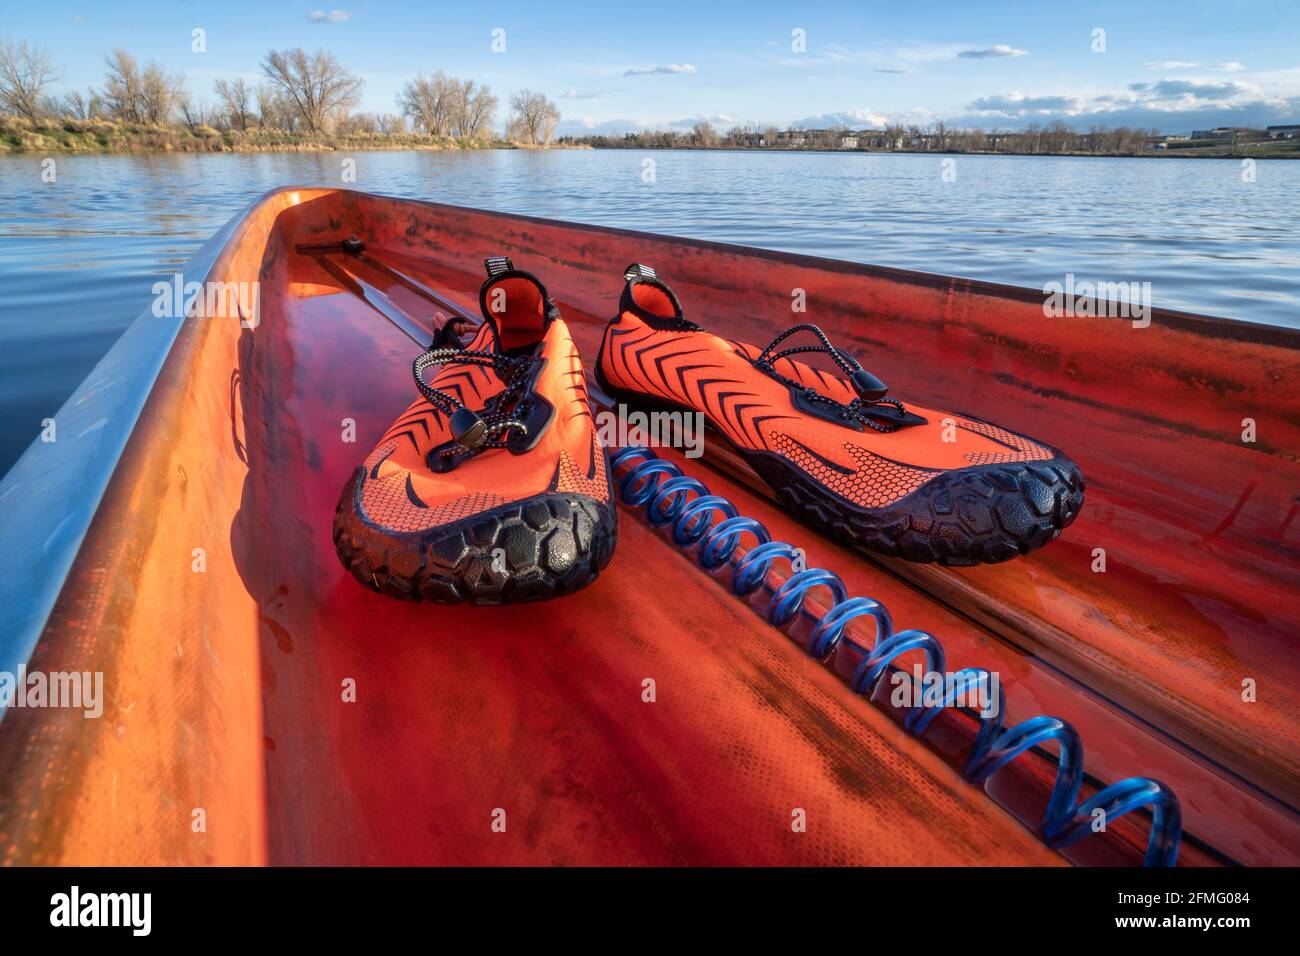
[333,470,618,605]
[743,449,1084,566]
[594,360,1083,566]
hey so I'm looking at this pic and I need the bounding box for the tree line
[0,38,562,144]
[566,119,1166,156]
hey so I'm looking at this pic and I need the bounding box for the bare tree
[451,78,496,138]
[1085,123,1101,154]
[398,71,457,135]
[98,49,180,124]
[0,39,59,120]
[268,89,299,131]
[377,112,406,135]
[692,121,718,148]
[139,61,182,123]
[1023,121,1042,154]
[214,77,254,131]
[260,47,362,132]
[464,85,497,138]
[808,127,838,150]
[60,89,90,120]
[1044,120,1072,154]
[961,125,986,152]
[255,83,278,129]
[338,111,379,134]
[400,73,497,138]
[929,119,949,151]
[506,89,559,146]
[177,93,211,133]
[100,49,144,122]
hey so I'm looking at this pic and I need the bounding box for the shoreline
[564,143,1300,160]
[0,118,590,155]
[4,136,1295,160]
[3,119,1297,160]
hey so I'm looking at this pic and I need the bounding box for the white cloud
[967,92,1088,115]
[624,64,697,76]
[891,43,969,64]
[968,78,1266,120]
[958,45,1028,59]
[793,108,889,128]
[307,10,350,23]
[769,41,1023,70]
[554,112,734,136]
[1144,61,1247,73]
[958,73,1298,132]
[1128,78,1259,101]
[558,89,618,100]
[669,113,737,129]
[791,107,935,129]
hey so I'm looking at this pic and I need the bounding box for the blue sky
[4,0,1298,134]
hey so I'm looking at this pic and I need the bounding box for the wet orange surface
[1,188,1295,865]
[373,196,1300,810]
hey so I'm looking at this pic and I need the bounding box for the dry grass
[0,116,566,154]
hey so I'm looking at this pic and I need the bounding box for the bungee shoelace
[753,323,908,432]
[411,343,533,456]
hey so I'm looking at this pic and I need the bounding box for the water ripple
[0,149,1297,476]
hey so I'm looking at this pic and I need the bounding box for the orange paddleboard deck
[0,188,1295,866]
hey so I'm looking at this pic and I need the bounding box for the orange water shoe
[595,264,1083,565]
[334,257,616,602]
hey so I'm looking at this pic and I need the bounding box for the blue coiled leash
[611,445,1183,867]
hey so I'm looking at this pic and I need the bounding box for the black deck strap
[484,256,514,277]
[623,263,656,281]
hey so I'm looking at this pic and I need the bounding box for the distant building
[839,136,859,149]
[853,129,889,148]
[1266,124,1300,139]
[1191,126,1263,141]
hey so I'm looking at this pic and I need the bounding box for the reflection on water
[0,149,1297,476]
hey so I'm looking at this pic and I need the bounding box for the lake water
[1,148,1297,476]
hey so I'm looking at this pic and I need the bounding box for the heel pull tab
[485,256,514,277]
[623,263,656,282]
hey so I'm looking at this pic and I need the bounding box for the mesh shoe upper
[598,271,1058,511]
[357,272,609,535]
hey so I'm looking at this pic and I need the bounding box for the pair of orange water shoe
[333,258,1085,604]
